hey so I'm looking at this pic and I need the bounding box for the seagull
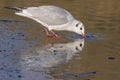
[5,5,86,38]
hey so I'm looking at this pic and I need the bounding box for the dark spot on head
[75,46,79,51]
[80,44,82,47]
[76,23,80,27]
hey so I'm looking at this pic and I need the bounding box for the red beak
[82,34,86,38]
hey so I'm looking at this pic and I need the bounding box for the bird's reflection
[20,39,84,68]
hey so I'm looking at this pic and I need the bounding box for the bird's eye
[76,23,79,27]
[80,27,82,30]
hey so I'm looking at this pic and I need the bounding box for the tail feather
[4,7,23,11]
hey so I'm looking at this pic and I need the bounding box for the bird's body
[6,5,85,38]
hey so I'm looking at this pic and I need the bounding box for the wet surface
[0,0,120,80]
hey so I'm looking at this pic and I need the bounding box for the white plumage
[7,5,86,38]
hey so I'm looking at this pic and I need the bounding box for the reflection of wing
[20,39,84,68]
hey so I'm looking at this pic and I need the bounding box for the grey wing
[25,6,73,25]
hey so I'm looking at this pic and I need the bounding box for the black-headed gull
[5,5,86,38]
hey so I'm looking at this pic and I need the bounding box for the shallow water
[0,0,120,80]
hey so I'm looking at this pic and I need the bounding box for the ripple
[63,71,97,77]
[68,33,105,40]
[0,19,25,23]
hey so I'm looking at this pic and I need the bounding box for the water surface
[0,0,120,80]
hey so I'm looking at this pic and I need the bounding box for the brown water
[0,0,120,80]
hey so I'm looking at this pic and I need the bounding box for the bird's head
[72,20,86,38]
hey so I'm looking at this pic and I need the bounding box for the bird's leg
[50,30,62,38]
[44,37,58,45]
[43,27,52,37]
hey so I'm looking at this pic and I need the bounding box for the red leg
[50,30,62,38]
[44,37,58,45]
[44,27,52,37]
